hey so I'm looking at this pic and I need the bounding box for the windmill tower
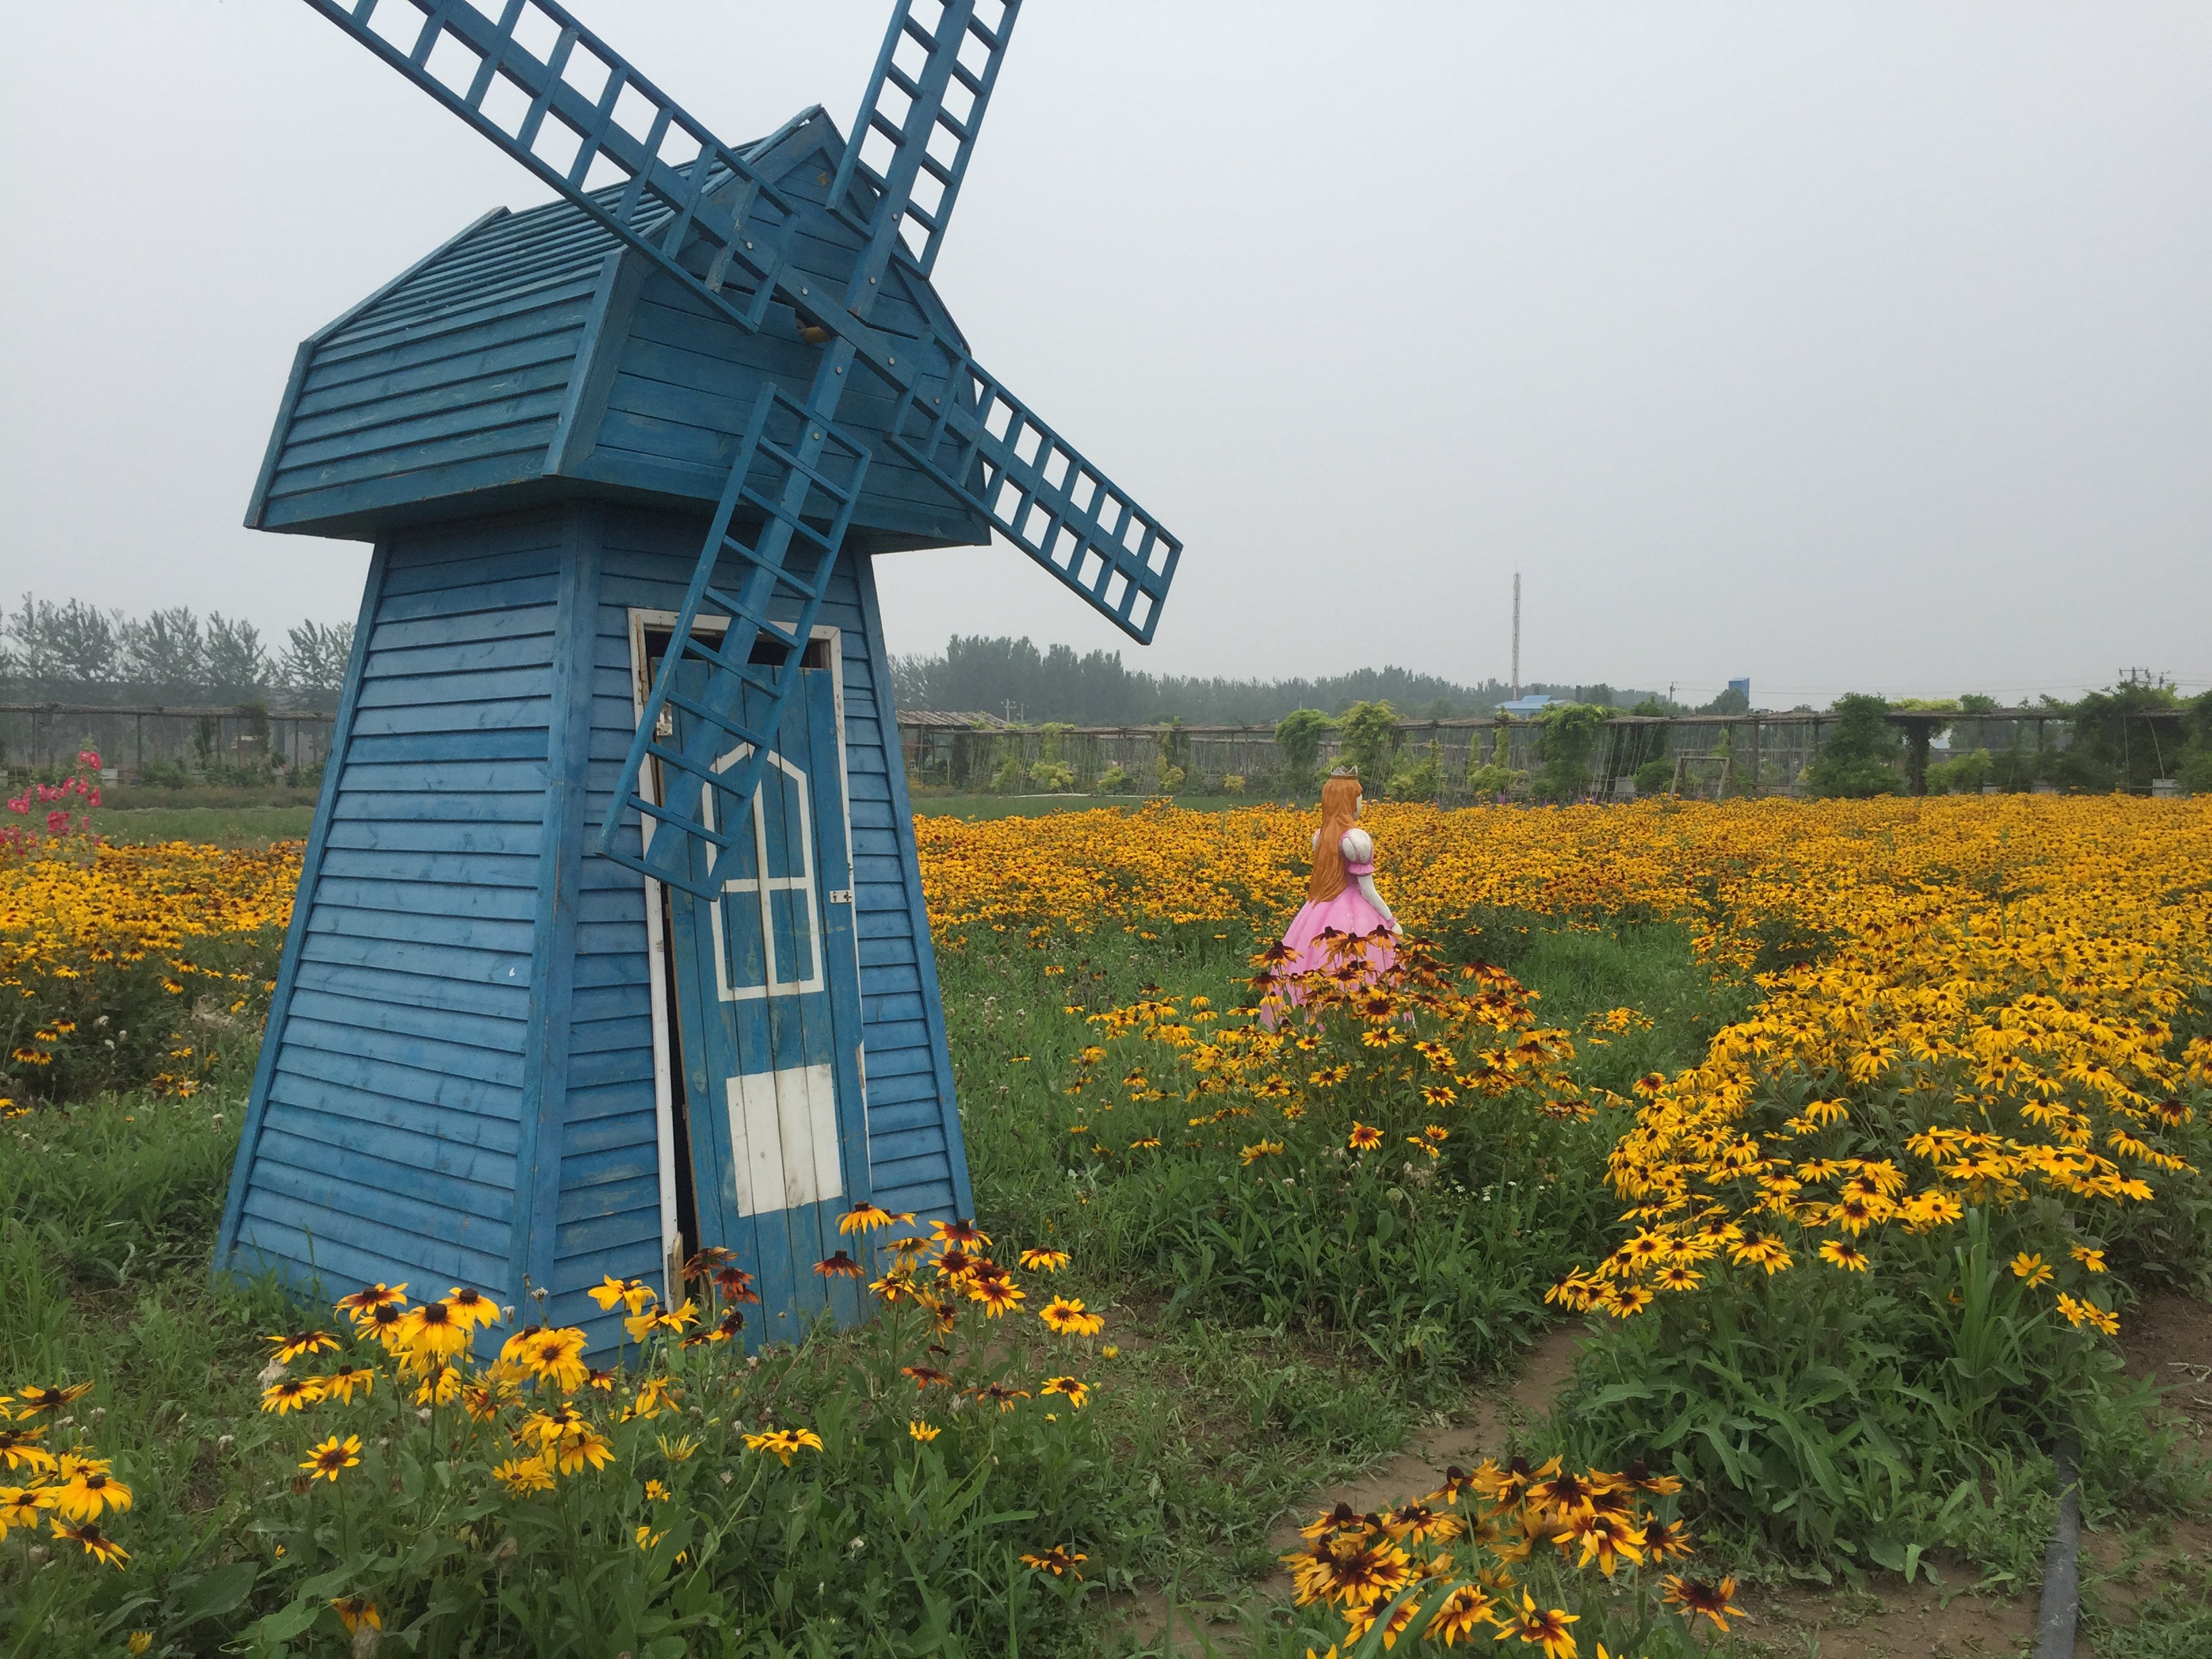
[215,0,1181,1353]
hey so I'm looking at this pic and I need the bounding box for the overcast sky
[3,1,2207,706]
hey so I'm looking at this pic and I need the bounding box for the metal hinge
[828,889,853,905]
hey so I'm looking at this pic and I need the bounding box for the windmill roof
[246,105,987,553]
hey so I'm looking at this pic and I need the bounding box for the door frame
[623,609,859,1301]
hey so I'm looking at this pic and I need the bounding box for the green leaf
[173,1559,259,1625]
[241,1597,320,1645]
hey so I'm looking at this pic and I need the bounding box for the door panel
[659,663,869,1339]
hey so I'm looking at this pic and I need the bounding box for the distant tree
[123,606,207,695]
[205,613,273,699]
[1272,708,1334,796]
[277,620,355,701]
[886,634,1660,726]
[2178,688,2212,796]
[2053,682,2184,793]
[1803,693,1901,798]
[5,595,126,689]
[1699,685,1750,716]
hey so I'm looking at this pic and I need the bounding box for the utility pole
[1511,572,1521,701]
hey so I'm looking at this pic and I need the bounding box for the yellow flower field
[0,840,296,1105]
[8,799,2211,1174]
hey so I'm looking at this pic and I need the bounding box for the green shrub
[1534,703,1608,802]
[1466,762,1520,798]
[1385,742,1440,801]
[1028,759,1075,792]
[1803,693,1902,798]
[1633,759,1675,797]
[1334,701,1399,786]
[1095,766,1133,794]
[1927,748,1993,794]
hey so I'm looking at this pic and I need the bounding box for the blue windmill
[215,0,1181,1352]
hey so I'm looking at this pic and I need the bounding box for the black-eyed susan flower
[814,1251,865,1279]
[265,1330,341,1365]
[2010,1252,2055,1287]
[1038,1296,1105,1337]
[314,1363,375,1404]
[1020,1545,1087,1578]
[1039,1375,1090,1408]
[1729,1235,1791,1274]
[1343,1594,1423,1647]
[588,1275,657,1315]
[1421,1582,1498,1645]
[260,1376,325,1415]
[49,1517,129,1567]
[0,1427,55,1475]
[442,1286,501,1330]
[1493,1591,1578,1657]
[549,1423,615,1475]
[394,1298,470,1357]
[0,1484,54,1539]
[493,1454,554,1495]
[975,1382,1030,1413]
[966,1267,1025,1317]
[331,1597,381,1633]
[1019,1248,1071,1272]
[299,1434,361,1483]
[743,1427,823,1466]
[839,1200,903,1235]
[8,1382,91,1419]
[908,1420,941,1442]
[1663,1574,1738,1631]
[519,1328,589,1393]
[1347,1122,1382,1151]
[1817,1240,1870,1272]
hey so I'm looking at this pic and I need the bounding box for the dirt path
[1106,1324,1591,1654]
[1257,1324,1591,1569]
[1105,1294,2212,1657]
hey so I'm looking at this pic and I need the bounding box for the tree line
[890,634,1662,725]
[1,596,353,709]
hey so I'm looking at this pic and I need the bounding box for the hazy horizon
[3,1,2207,708]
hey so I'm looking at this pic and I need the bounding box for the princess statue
[1277,768,1399,986]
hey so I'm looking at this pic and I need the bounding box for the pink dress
[1277,825,1397,984]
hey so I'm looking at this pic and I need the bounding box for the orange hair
[1307,773,1363,902]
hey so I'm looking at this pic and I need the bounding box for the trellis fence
[0,703,337,783]
[899,708,2081,802]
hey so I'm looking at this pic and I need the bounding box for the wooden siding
[221,497,968,1355]
[220,514,564,1307]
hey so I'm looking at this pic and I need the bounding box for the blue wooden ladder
[595,384,870,897]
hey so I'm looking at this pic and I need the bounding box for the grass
[96,806,315,848]
[7,895,2207,1655]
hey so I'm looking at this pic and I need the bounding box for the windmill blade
[888,343,1179,644]
[298,0,798,335]
[830,0,1021,282]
